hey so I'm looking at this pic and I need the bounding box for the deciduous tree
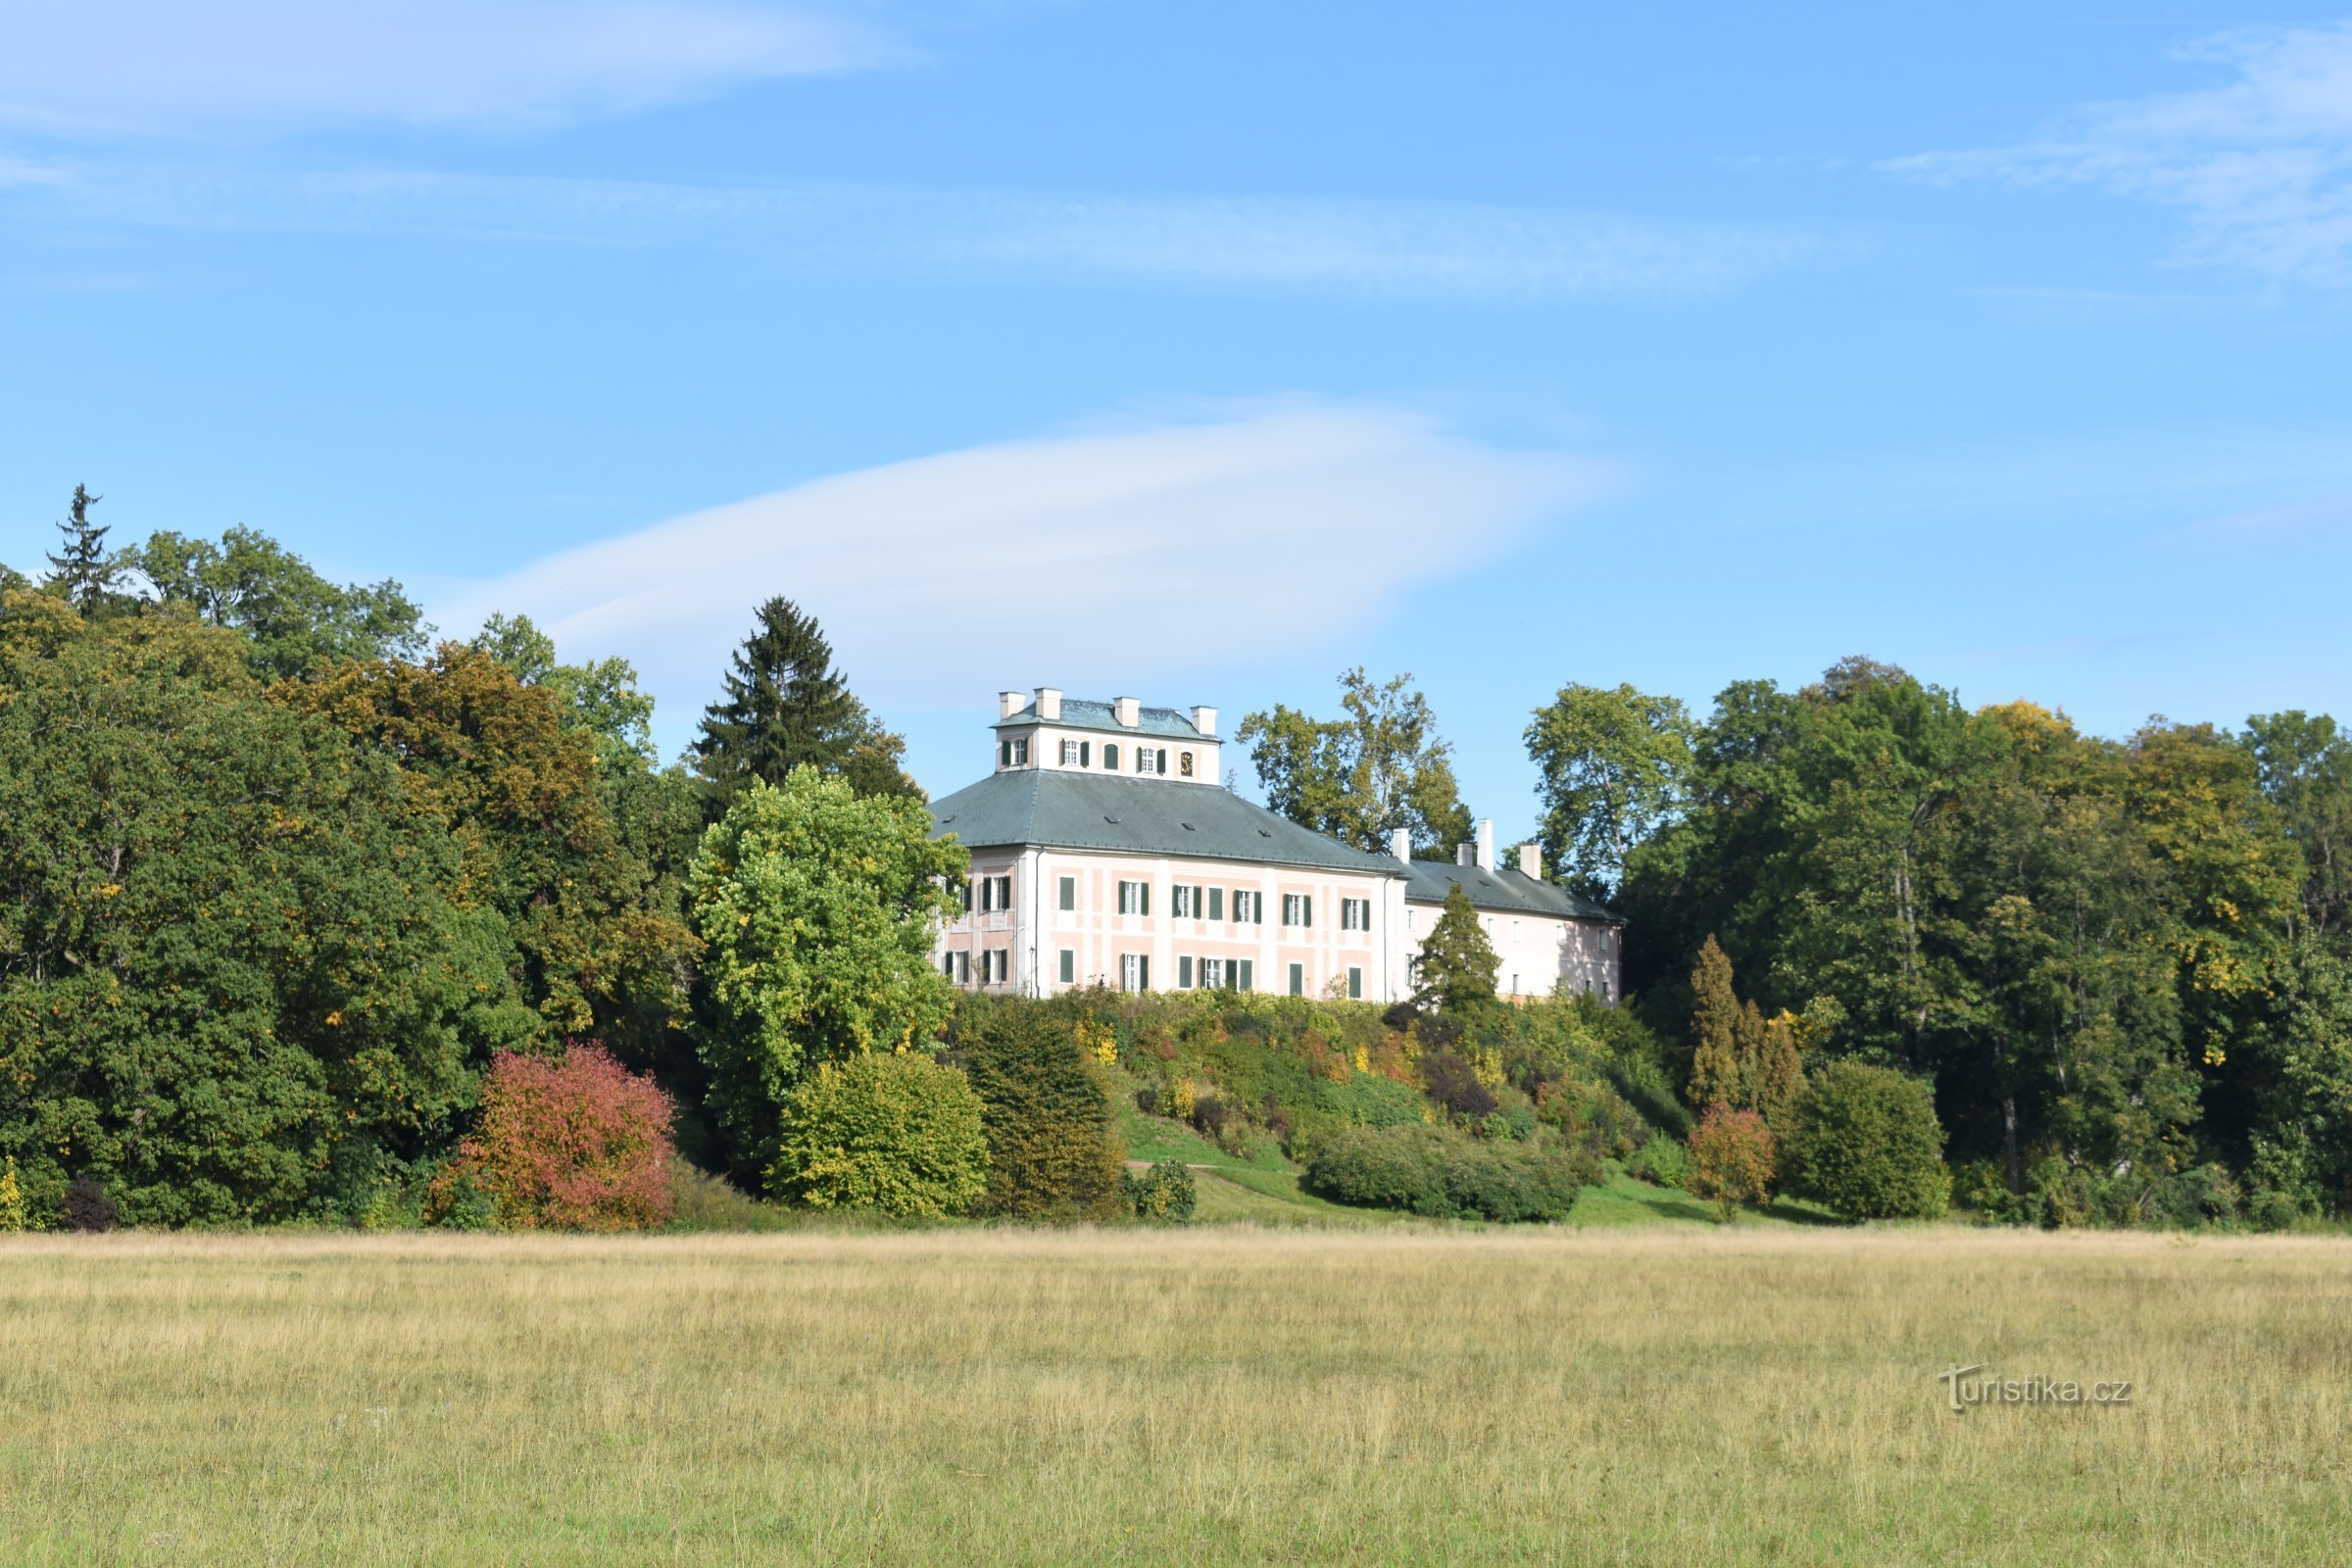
[1238,668,1473,856]
[1524,682,1693,900]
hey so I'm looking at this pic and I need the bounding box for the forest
[4,489,2346,1231]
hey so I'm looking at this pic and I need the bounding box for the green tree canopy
[468,611,659,778]
[1414,884,1500,1010]
[0,596,534,1226]
[1237,667,1473,856]
[689,767,966,1182]
[1524,682,1694,900]
[130,525,427,681]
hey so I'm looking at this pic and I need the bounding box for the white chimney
[1456,842,1475,866]
[999,690,1027,720]
[1476,818,1495,872]
[1113,696,1141,727]
[1035,687,1062,721]
[1192,705,1218,736]
[1517,843,1541,879]
[1390,827,1412,864]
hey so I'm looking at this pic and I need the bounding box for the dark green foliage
[1304,1123,1598,1221]
[44,485,130,615]
[0,606,536,1226]
[132,526,428,681]
[1236,667,1473,856]
[952,1000,1127,1221]
[1414,885,1498,1009]
[1782,1061,1950,1221]
[693,597,916,804]
[62,1176,118,1232]
[1121,1159,1197,1223]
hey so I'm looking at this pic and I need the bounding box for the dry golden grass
[2,1225,2348,1565]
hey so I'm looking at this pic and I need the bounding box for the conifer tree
[1414,884,1500,1009]
[1688,934,1741,1110]
[44,485,127,614]
[1752,1011,1804,1133]
[693,597,866,800]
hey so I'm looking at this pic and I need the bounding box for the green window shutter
[1081,741,1091,766]
[1179,956,1194,989]
[1303,896,1312,928]
[1348,966,1362,1000]
[1059,949,1075,984]
[1058,876,1075,911]
[1209,887,1223,921]
[1156,750,1167,775]
[1140,956,1150,990]
[1141,884,1151,917]
[999,740,1008,766]
[1289,963,1303,997]
[1238,959,1253,992]
[1105,744,1118,770]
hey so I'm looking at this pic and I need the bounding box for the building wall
[995,723,1222,784]
[938,848,1405,1002]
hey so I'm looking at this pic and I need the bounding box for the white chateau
[927,688,1624,1004]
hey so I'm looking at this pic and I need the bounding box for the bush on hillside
[433,1043,676,1232]
[1304,1124,1598,1222]
[953,1000,1127,1221]
[1625,1136,1691,1190]
[63,1177,118,1233]
[0,1157,25,1233]
[1781,1061,1949,1222]
[1421,1052,1497,1118]
[1121,1160,1197,1223]
[770,1050,990,1219]
[1687,1107,1775,1223]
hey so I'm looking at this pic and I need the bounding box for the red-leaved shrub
[446,1043,677,1231]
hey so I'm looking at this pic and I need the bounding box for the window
[981,949,1008,985]
[1236,958,1253,992]
[1511,972,1521,997]
[1341,898,1370,931]
[1057,875,1076,912]
[1117,880,1150,916]
[1173,884,1204,919]
[956,882,972,915]
[1288,962,1304,997]
[1347,966,1362,1001]
[1180,751,1195,776]
[1199,956,1226,988]
[999,737,1029,766]
[1231,890,1261,924]
[1135,746,1167,774]
[1103,743,1120,770]
[978,874,1012,913]
[1059,739,1093,766]
[1208,887,1224,922]
[1178,956,1194,988]
[1058,949,1075,984]
[1282,894,1312,928]
[1120,953,1149,992]
[943,951,969,984]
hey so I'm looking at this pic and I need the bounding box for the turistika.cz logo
[1936,1364,2133,1414]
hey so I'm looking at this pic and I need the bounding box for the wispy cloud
[1,163,1825,303]
[1886,23,2352,285]
[0,0,893,136]
[442,402,1611,719]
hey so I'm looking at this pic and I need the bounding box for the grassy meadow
[4,1227,2349,1566]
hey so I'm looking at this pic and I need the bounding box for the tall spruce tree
[45,485,128,615]
[1688,934,1741,1110]
[693,598,869,801]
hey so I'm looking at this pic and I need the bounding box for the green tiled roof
[1400,859,1626,925]
[928,770,1403,877]
[992,697,1208,743]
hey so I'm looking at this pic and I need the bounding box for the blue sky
[6,1,2352,839]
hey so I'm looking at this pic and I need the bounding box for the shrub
[1687,1108,1775,1222]
[1304,1124,1596,1223]
[1625,1136,1691,1191]
[1781,1061,1950,1222]
[0,1157,24,1233]
[1133,1087,1160,1116]
[954,1000,1126,1221]
[63,1176,117,1233]
[1421,1051,1497,1118]
[440,1043,676,1232]
[1121,1160,1197,1223]
[770,1051,989,1219]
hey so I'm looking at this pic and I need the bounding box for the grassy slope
[1118,1083,1837,1230]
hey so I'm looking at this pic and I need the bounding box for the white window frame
[1060,738,1083,765]
[944,951,970,984]
[1199,956,1226,989]
[1232,890,1261,925]
[1118,880,1148,916]
[979,874,1012,913]
[1120,953,1148,992]
[982,949,1008,985]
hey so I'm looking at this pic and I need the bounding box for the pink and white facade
[926,688,1624,1004]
